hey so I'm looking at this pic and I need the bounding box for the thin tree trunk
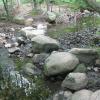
[2,0,9,18]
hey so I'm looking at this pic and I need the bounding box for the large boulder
[53,91,72,100]
[44,52,79,76]
[31,35,60,53]
[70,89,93,100]
[61,73,88,90]
[69,48,98,65]
[90,90,100,100]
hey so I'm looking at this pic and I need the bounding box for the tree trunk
[2,0,9,18]
[33,0,37,10]
[46,0,50,11]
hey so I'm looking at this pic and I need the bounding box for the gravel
[57,28,96,50]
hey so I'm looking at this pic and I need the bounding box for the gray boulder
[70,89,93,100]
[44,52,79,76]
[31,35,60,53]
[62,73,88,90]
[69,48,98,65]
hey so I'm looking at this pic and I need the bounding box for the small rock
[74,63,87,73]
[25,18,33,26]
[53,91,72,100]
[95,59,100,67]
[37,23,47,30]
[93,67,99,72]
[27,53,33,58]
[10,28,15,32]
[8,47,20,53]
[17,36,25,45]
[22,63,41,76]
[87,67,92,71]
[33,53,49,64]
[62,73,88,90]
[5,43,12,48]
[69,48,98,65]
[13,15,25,25]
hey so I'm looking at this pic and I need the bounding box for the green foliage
[14,57,32,70]
[96,31,100,35]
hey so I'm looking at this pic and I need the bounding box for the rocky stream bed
[0,20,100,100]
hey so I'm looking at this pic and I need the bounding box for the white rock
[8,47,20,53]
[37,23,47,30]
[5,43,12,48]
[10,28,15,32]
[20,27,45,39]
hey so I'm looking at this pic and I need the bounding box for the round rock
[61,73,88,90]
[44,52,79,76]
